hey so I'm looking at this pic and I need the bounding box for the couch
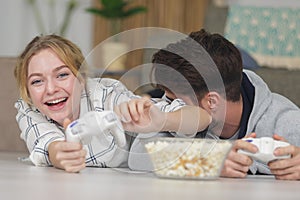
[254,67,300,107]
[204,0,300,106]
[0,57,27,152]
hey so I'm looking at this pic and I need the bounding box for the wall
[0,0,93,57]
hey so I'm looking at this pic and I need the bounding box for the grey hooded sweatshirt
[244,70,300,174]
[128,69,300,175]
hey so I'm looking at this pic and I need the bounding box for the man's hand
[221,133,258,178]
[268,134,300,180]
[48,118,87,173]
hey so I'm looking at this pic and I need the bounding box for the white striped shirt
[15,78,185,167]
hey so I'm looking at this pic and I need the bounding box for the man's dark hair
[152,29,243,102]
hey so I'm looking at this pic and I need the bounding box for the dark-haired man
[129,29,300,180]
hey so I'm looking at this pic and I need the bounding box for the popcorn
[145,138,232,179]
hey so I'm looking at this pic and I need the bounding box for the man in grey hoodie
[129,29,300,180]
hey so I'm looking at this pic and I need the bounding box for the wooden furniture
[92,0,209,69]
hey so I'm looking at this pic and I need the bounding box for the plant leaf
[86,8,115,18]
[102,0,126,9]
[87,0,147,19]
[122,6,147,18]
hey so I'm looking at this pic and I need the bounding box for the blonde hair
[14,34,87,104]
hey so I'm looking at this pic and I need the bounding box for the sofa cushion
[225,4,300,70]
[254,67,300,107]
[0,57,27,152]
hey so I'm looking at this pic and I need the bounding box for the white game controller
[238,137,291,163]
[65,111,126,148]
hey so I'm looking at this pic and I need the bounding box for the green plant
[86,0,147,37]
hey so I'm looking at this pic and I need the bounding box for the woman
[14,34,211,173]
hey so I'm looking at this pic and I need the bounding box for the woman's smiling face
[27,48,83,125]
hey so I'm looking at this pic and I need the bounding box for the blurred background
[0,0,93,57]
[0,0,213,69]
[1,0,300,152]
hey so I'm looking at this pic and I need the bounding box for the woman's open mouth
[45,97,68,107]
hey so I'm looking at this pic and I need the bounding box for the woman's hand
[114,97,167,133]
[268,134,300,180]
[48,141,87,173]
[114,97,212,135]
[48,118,86,173]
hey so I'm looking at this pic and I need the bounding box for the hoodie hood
[243,70,273,134]
[244,69,300,139]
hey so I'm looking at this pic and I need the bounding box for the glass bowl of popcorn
[144,137,232,180]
